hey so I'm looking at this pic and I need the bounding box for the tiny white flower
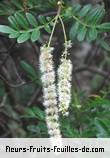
[44,99,57,107]
[64,40,72,49]
[41,71,55,85]
[45,107,58,115]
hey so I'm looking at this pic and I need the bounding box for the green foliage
[0,52,109,138]
[97,39,110,51]
[23,106,47,137]
[95,118,110,137]
[0,2,110,45]
[26,13,38,27]
[0,0,110,138]
[20,61,41,85]
[69,4,105,42]
[0,0,53,15]
[23,106,45,121]
[0,25,16,33]
[0,12,53,43]
[20,93,110,138]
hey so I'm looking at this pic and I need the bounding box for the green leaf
[46,17,52,21]
[11,0,23,9]
[97,39,110,51]
[49,21,54,26]
[64,7,73,19]
[32,107,45,121]
[61,118,79,137]
[95,118,110,137]
[17,32,30,43]
[27,123,47,134]
[24,108,36,118]
[89,6,105,25]
[31,29,40,42]
[77,25,87,41]
[20,61,37,78]
[20,61,41,85]
[88,28,98,41]
[26,13,38,27]
[8,16,19,30]
[9,32,20,38]
[69,22,79,40]
[98,23,110,31]
[86,6,104,25]
[15,12,29,29]
[38,15,46,24]
[27,125,39,133]
[0,25,16,34]
[44,24,51,34]
[22,106,45,121]
[101,41,110,51]
[72,4,81,14]
[89,98,110,107]
[95,7,105,24]
[78,4,92,17]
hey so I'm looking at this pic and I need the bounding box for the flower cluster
[57,58,72,116]
[64,40,72,50]
[39,40,73,137]
[40,45,61,138]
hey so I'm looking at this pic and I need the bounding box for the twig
[1,41,17,66]
[72,64,81,90]
[0,74,39,88]
[27,88,42,106]
[39,11,57,17]
[0,95,7,107]
[75,65,110,79]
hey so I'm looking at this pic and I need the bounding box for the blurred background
[0,0,110,138]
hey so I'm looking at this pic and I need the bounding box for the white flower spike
[40,45,61,138]
[57,41,73,116]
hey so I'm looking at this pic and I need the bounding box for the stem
[72,15,90,28]
[47,3,61,47]
[19,17,56,33]
[59,16,68,59]
[22,0,28,12]
[59,16,67,47]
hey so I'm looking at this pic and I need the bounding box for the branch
[75,65,110,79]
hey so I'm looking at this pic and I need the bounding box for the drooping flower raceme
[39,45,61,138]
[57,57,72,116]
